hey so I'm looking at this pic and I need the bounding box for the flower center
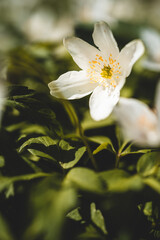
[87,54,122,89]
[101,65,113,79]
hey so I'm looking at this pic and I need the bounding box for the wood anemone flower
[48,21,144,121]
[113,81,160,147]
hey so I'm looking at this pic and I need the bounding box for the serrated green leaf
[121,148,152,157]
[66,208,82,221]
[65,167,106,194]
[19,136,58,152]
[28,149,56,162]
[93,138,116,155]
[59,139,75,151]
[90,202,108,235]
[60,146,86,169]
[137,152,160,177]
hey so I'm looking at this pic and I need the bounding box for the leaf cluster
[0,23,160,240]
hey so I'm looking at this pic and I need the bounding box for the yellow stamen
[101,65,113,79]
[87,54,121,88]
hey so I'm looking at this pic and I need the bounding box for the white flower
[113,81,160,147]
[48,21,144,121]
[140,28,160,72]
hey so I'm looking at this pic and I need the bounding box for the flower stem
[115,153,120,168]
[61,100,98,171]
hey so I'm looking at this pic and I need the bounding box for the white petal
[116,77,126,92]
[114,98,159,146]
[92,21,119,58]
[118,40,145,77]
[142,59,160,72]
[48,70,98,100]
[89,85,120,121]
[64,37,100,70]
[140,28,160,59]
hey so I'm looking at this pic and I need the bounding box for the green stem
[115,153,120,168]
[61,100,98,171]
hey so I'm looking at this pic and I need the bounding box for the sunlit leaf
[93,137,116,155]
[19,136,58,152]
[143,178,160,194]
[28,149,56,162]
[60,146,86,169]
[65,167,106,194]
[99,169,144,192]
[90,202,108,235]
[66,208,82,221]
[121,148,152,157]
[59,139,75,151]
[137,152,160,177]
[25,176,77,240]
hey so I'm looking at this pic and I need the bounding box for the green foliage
[90,202,108,235]
[0,214,14,240]
[65,167,106,194]
[0,22,160,240]
[60,146,86,169]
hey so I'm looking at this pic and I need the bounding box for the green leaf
[66,208,82,221]
[93,141,116,155]
[90,202,108,235]
[5,183,14,198]
[65,167,106,194]
[137,152,160,177]
[28,149,56,162]
[19,136,58,152]
[121,148,152,157]
[99,169,144,192]
[76,224,104,240]
[6,99,29,111]
[142,201,153,217]
[8,85,34,97]
[25,176,77,240]
[143,178,160,194]
[0,214,14,240]
[87,135,114,145]
[0,156,5,167]
[6,122,47,136]
[59,139,75,151]
[0,172,50,193]
[60,146,86,169]
[88,136,116,154]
